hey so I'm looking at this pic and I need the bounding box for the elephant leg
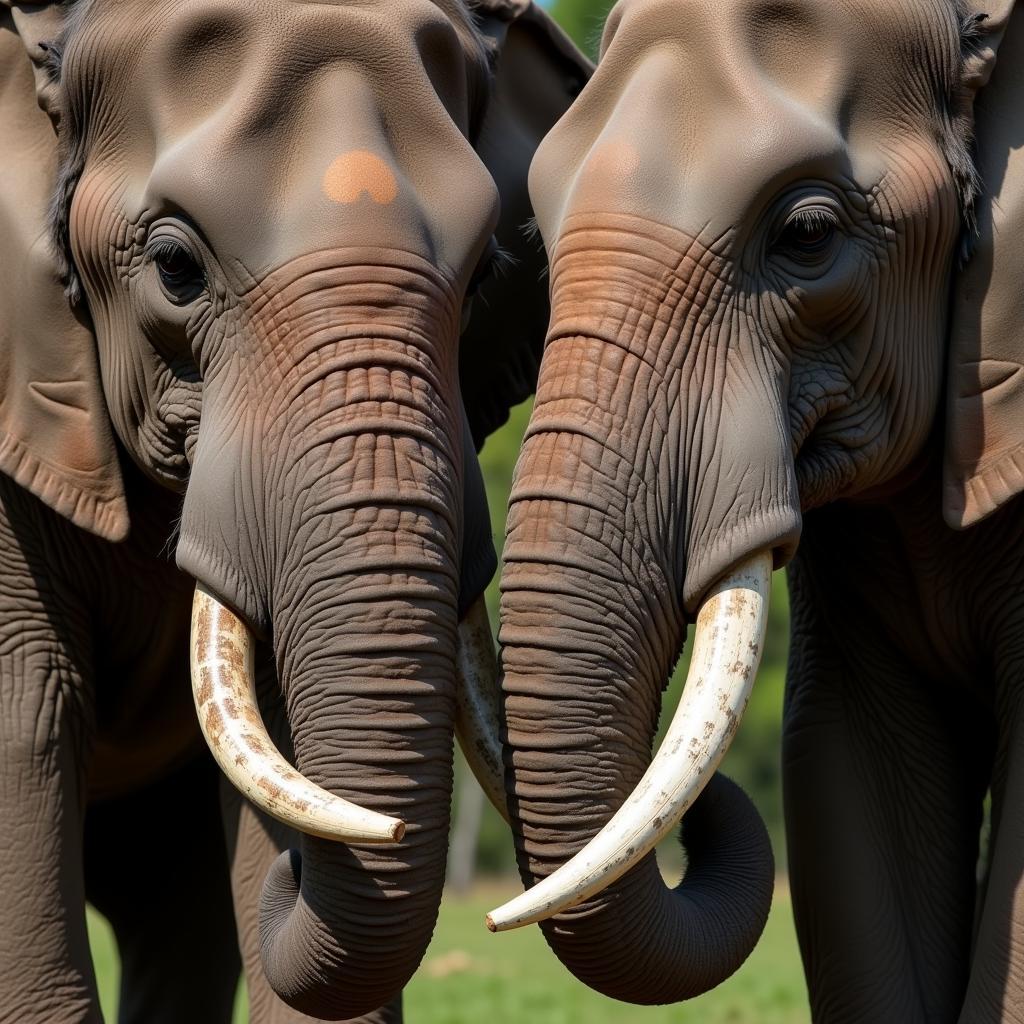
[0,506,100,1022]
[958,689,1024,1021]
[83,753,239,1024]
[783,556,990,1024]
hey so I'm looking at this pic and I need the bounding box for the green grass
[87,880,809,1023]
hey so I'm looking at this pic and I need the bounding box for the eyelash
[148,238,192,263]
[787,208,838,233]
[772,204,842,263]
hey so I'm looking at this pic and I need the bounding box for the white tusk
[189,583,405,844]
[455,597,509,823]
[485,551,772,932]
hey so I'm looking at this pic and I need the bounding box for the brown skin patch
[322,150,399,205]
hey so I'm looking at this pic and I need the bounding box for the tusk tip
[352,813,406,844]
[484,908,522,933]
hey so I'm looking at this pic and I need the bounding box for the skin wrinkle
[506,433,669,622]
[503,559,665,693]
[177,247,466,1016]
[174,248,464,630]
[70,168,205,490]
[532,227,741,585]
[209,299,453,1011]
[501,565,666,706]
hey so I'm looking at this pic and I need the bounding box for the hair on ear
[937,2,992,264]
[42,6,90,306]
[39,40,63,83]
[49,149,86,306]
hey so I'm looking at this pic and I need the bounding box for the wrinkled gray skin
[498,0,1024,1018]
[0,0,587,1021]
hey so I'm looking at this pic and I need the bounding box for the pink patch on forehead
[322,150,399,205]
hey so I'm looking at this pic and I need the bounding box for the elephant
[0,0,588,1021]
[474,0,1024,1019]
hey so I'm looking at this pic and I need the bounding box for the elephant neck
[845,438,939,510]
[795,446,1017,689]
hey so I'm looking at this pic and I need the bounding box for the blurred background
[87,2,808,1019]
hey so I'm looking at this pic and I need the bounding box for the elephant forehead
[534,0,962,242]
[63,0,497,282]
[67,0,484,78]
[596,0,963,129]
[598,0,958,124]
[602,0,961,71]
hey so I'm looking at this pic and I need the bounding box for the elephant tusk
[455,597,509,823]
[189,583,405,844]
[485,551,772,932]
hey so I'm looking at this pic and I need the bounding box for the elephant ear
[0,6,128,541]
[460,0,592,449]
[945,0,1024,529]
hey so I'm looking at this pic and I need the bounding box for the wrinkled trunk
[258,544,456,1018]
[498,221,801,1003]
[178,255,464,1018]
[500,508,774,1000]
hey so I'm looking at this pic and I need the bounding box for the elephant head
[0,0,588,1016]
[484,0,1024,1005]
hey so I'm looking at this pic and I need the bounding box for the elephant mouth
[485,550,773,931]
[188,582,506,843]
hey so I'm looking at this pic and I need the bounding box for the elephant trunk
[498,486,775,1002]
[494,221,802,1003]
[257,552,457,1019]
[178,253,466,1018]
[488,550,773,934]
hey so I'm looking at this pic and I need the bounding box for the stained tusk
[189,583,405,844]
[485,550,772,932]
[455,597,508,823]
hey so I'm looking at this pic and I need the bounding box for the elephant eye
[150,240,206,304]
[775,208,839,263]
